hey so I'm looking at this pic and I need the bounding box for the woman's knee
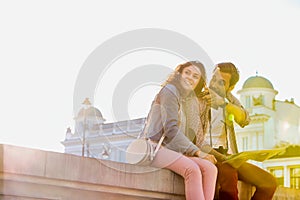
[184,162,201,178]
[193,157,218,174]
[209,162,218,177]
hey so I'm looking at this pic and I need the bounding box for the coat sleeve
[226,92,250,128]
[159,87,200,156]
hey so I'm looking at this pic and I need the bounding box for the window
[242,137,248,151]
[268,167,284,186]
[290,166,300,189]
[245,96,251,108]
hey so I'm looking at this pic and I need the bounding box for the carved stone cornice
[250,113,270,123]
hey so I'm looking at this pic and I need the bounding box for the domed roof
[242,75,274,89]
[76,106,105,121]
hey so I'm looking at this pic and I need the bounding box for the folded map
[223,148,286,168]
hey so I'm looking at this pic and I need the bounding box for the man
[197,62,277,200]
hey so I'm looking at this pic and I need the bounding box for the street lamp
[75,97,105,157]
[81,98,91,156]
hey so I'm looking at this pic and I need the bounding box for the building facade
[61,98,145,162]
[236,75,300,189]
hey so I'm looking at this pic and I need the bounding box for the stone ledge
[0,144,184,200]
[1,144,299,200]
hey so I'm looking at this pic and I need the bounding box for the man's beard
[209,85,226,98]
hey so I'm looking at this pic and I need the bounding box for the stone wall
[0,144,184,200]
[1,144,299,200]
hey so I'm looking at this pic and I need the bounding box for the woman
[142,61,218,200]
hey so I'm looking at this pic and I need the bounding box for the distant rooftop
[242,75,274,89]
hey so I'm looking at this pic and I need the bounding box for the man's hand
[207,89,227,109]
[198,87,212,106]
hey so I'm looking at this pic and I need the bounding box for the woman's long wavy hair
[163,61,207,97]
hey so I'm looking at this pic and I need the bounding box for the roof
[242,75,274,89]
[76,106,105,121]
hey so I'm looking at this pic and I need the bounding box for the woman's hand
[203,154,217,164]
[194,150,217,164]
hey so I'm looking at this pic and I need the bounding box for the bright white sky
[1,0,300,153]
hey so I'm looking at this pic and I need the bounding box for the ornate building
[62,74,300,189]
[236,75,300,189]
[61,98,145,162]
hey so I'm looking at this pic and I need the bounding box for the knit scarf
[195,97,211,147]
[182,95,200,144]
